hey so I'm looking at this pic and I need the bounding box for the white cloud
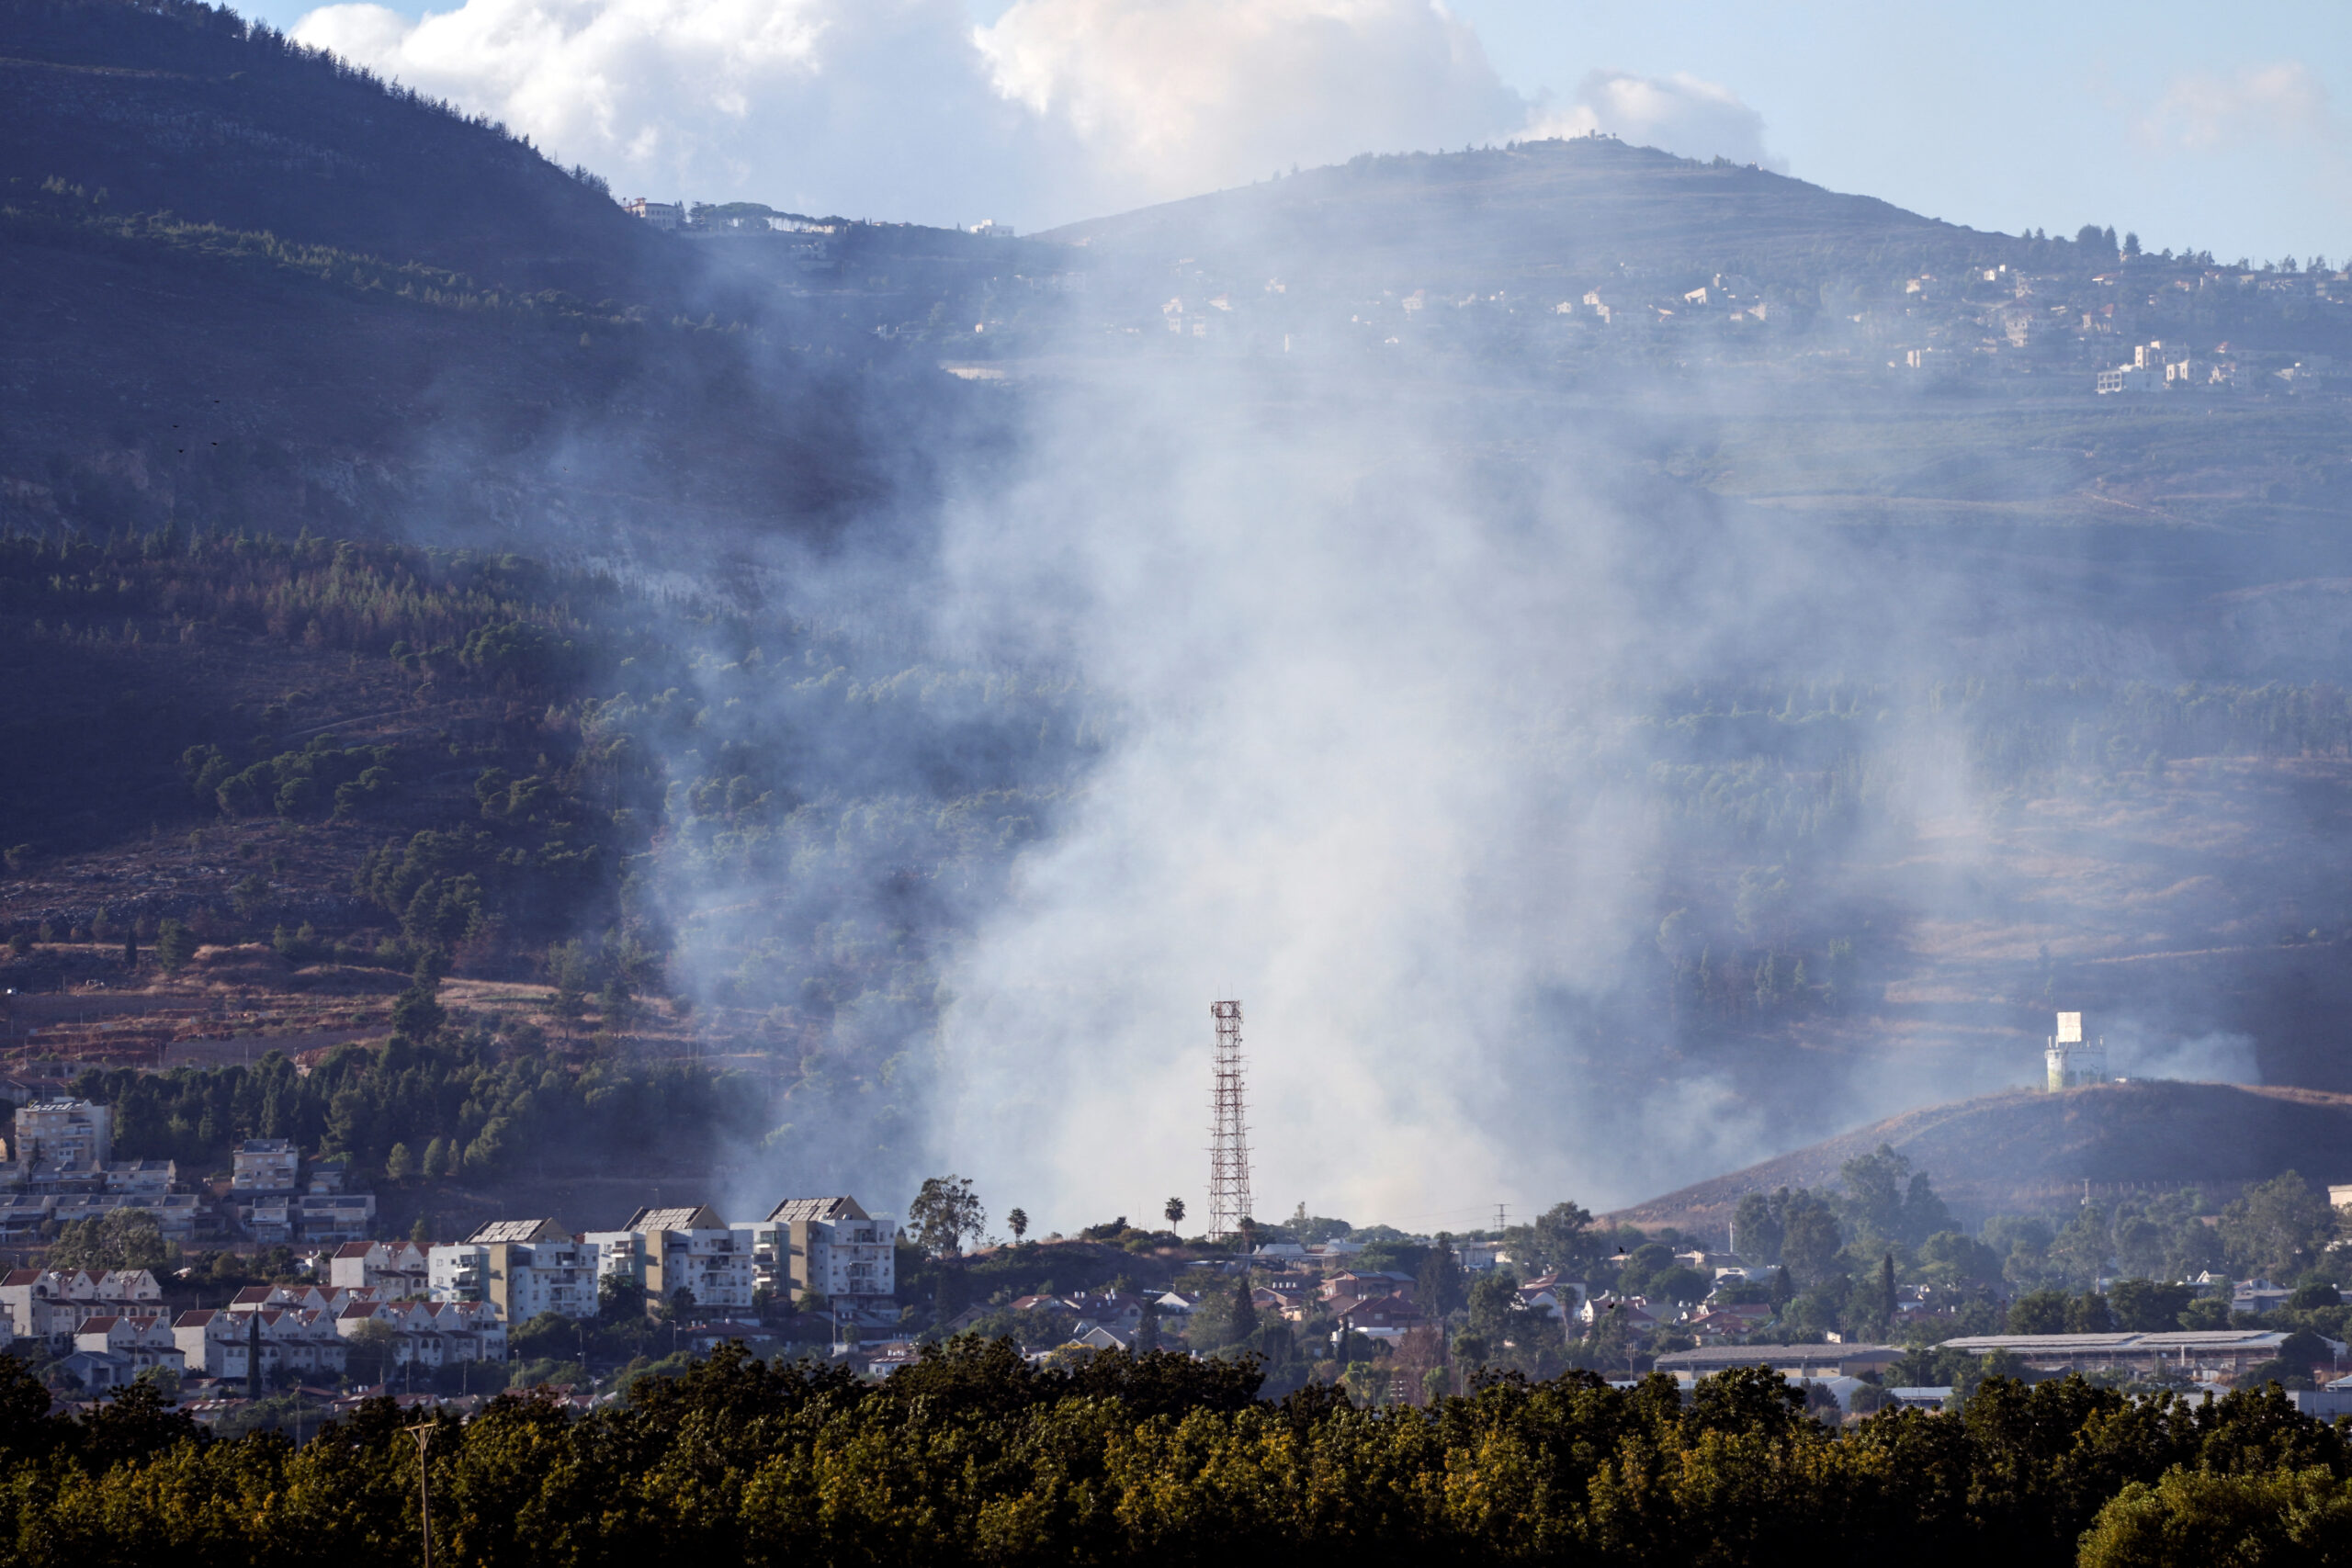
[296,0,1541,227]
[293,0,1782,228]
[2137,62,2330,151]
[295,0,1035,219]
[1524,67,1780,169]
[973,0,1526,202]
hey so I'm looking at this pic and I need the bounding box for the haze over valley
[6,0,2352,1242]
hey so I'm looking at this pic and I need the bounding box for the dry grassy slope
[1610,1080,2352,1232]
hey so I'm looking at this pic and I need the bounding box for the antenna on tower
[1208,1000,1251,1246]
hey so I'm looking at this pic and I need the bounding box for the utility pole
[1207,1000,1251,1247]
[404,1417,435,1568]
[1494,1202,1507,1235]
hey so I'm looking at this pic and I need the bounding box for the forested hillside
[0,0,661,296]
[0,525,1089,1198]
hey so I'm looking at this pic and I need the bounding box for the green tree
[1163,1196,1184,1229]
[50,1207,173,1271]
[1417,1234,1466,1316]
[1006,1207,1028,1242]
[390,956,446,1042]
[2221,1172,2335,1280]
[598,1272,647,1321]
[1918,1229,2002,1285]
[384,1141,414,1180]
[2007,1287,2069,1335]
[2079,1467,2352,1568]
[1732,1189,1784,1263]
[2065,1289,2115,1334]
[2109,1278,2195,1332]
[908,1175,985,1257]
[154,919,197,974]
[1466,1271,1523,1349]
[1223,1280,1258,1349]
[548,939,589,1024]
[1780,1191,1844,1288]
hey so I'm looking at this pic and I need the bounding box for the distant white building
[633,1206,758,1312]
[15,1100,110,1171]
[74,1314,182,1373]
[174,1306,352,1380]
[329,1240,430,1296]
[232,1138,299,1193]
[0,1268,159,1341]
[430,1220,597,1323]
[623,197,684,231]
[334,1298,506,1368]
[757,1196,897,1308]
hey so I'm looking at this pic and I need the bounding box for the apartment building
[758,1196,897,1307]
[14,1100,111,1171]
[232,1138,300,1193]
[617,1205,756,1311]
[430,1219,598,1322]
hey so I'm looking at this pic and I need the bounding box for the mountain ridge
[1046,135,2030,290]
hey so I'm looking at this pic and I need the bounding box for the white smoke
[2137,62,2331,152]
[912,363,1856,1230]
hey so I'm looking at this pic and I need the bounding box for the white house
[329,1240,430,1295]
[73,1314,183,1372]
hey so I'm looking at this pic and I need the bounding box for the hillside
[0,0,984,549]
[1610,1080,2352,1233]
[1046,135,2027,289]
[0,0,667,299]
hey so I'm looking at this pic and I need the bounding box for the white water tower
[2045,1011,2109,1091]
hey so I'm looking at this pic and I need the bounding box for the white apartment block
[759,1196,897,1306]
[232,1138,300,1193]
[621,1206,756,1311]
[14,1100,111,1171]
[429,1220,597,1322]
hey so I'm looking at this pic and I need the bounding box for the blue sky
[252,0,2349,254]
[1447,0,2348,260]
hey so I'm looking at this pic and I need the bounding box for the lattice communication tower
[1208,1000,1252,1245]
